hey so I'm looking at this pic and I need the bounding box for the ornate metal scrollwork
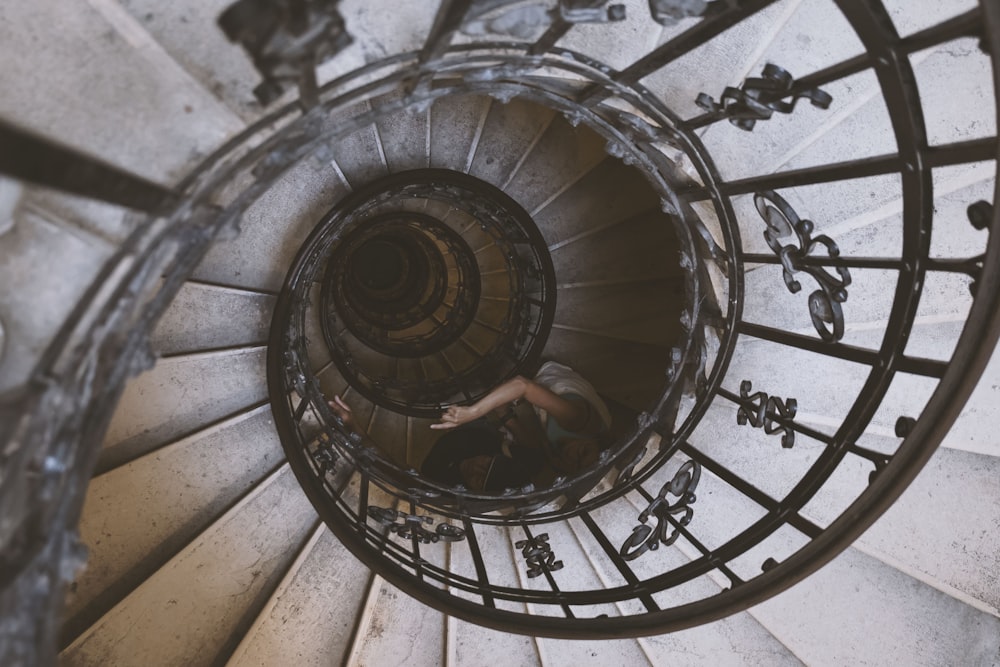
[313,435,339,475]
[961,200,993,296]
[218,0,353,106]
[557,0,627,24]
[754,190,851,342]
[620,461,701,561]
[616,445,648,485]
[736,380,797,448]
[648,0,730,25]
[696,63,832,131]
[514,533,564,578]
[367,506,466,543]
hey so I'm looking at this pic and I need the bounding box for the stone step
[65,403,284,644]
[534,157,662,249]
[0,209,113,392]
[345,576,446,667]
[553,279,684,348]
[375,92,432,173]
[151,281,275,355]
[99,346,268,473]
[226,524,372,667]
[327,102,393,189]
[633,451,1000,662]
[0,0,241,183]
[691,392,1000,613]
[748,544,1000,666]
[61,465,318,667]
[504,114,608,216]
[193,157,350,292]
[577,501,804,665]
[429,94,493,173]
[467,97,557,190]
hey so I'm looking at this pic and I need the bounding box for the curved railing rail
[0,0,997,656]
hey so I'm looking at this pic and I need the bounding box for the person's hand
[327,395,356,432]
[430,404,480,430]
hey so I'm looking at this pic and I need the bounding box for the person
[326,394,368,441]
[424,361,612,493]
[326,362,612,494]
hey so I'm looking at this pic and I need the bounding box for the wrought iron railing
[0,0,998,659]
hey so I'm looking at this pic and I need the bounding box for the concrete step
[0,210,113,392]
[327,102,392,189]
[651,447,1000,663]
[749,545,1000,666]
[467,97,557,189]
[534,157,662,248]
[552,0,663,72]
[64,404,284,644]
[346,578,446,667]
[151,281,275,355]
[640,0,798,121]
[0,0,241,183]
[99,346,268,473]
[579,501,804,665]
[554,280,684,347]
[226,525,372,667]
[504,115,608,216]
[367,405,409,466]
[690,390,1000,615]
[549,207,678,285]
[654,452,999,662]
[61,465,318,666]
[193,157,349,292]
[429,94,493,173]
[375,92,432,173]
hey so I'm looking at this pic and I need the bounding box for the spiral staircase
[1,0,1000,665]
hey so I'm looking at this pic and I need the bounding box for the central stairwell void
[1,0,1000,664]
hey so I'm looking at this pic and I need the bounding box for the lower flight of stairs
[0,0,996,665]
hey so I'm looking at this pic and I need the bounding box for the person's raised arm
[431,375,591,433]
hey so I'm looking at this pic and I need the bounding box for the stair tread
[533,158,660,248]
[193,158,349,292]
[376,93,431,173]
[349,577,446,667]
[640,0,795,121]
[66,405,284,641]
[751,545,1000,665]
[549,208,679,285]
[429,94,492,172]
[554,280,684,347]
[0,0,241,182]
[467,97,556,189]
[0,211,113,392]
[61,466,317,667]
[152,281,275,355]
[329,114,391,189]
[99,347,268,472]
[504,116,607,215]
[227,527,371,667]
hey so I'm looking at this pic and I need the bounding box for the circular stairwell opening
[267,90,696,499]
